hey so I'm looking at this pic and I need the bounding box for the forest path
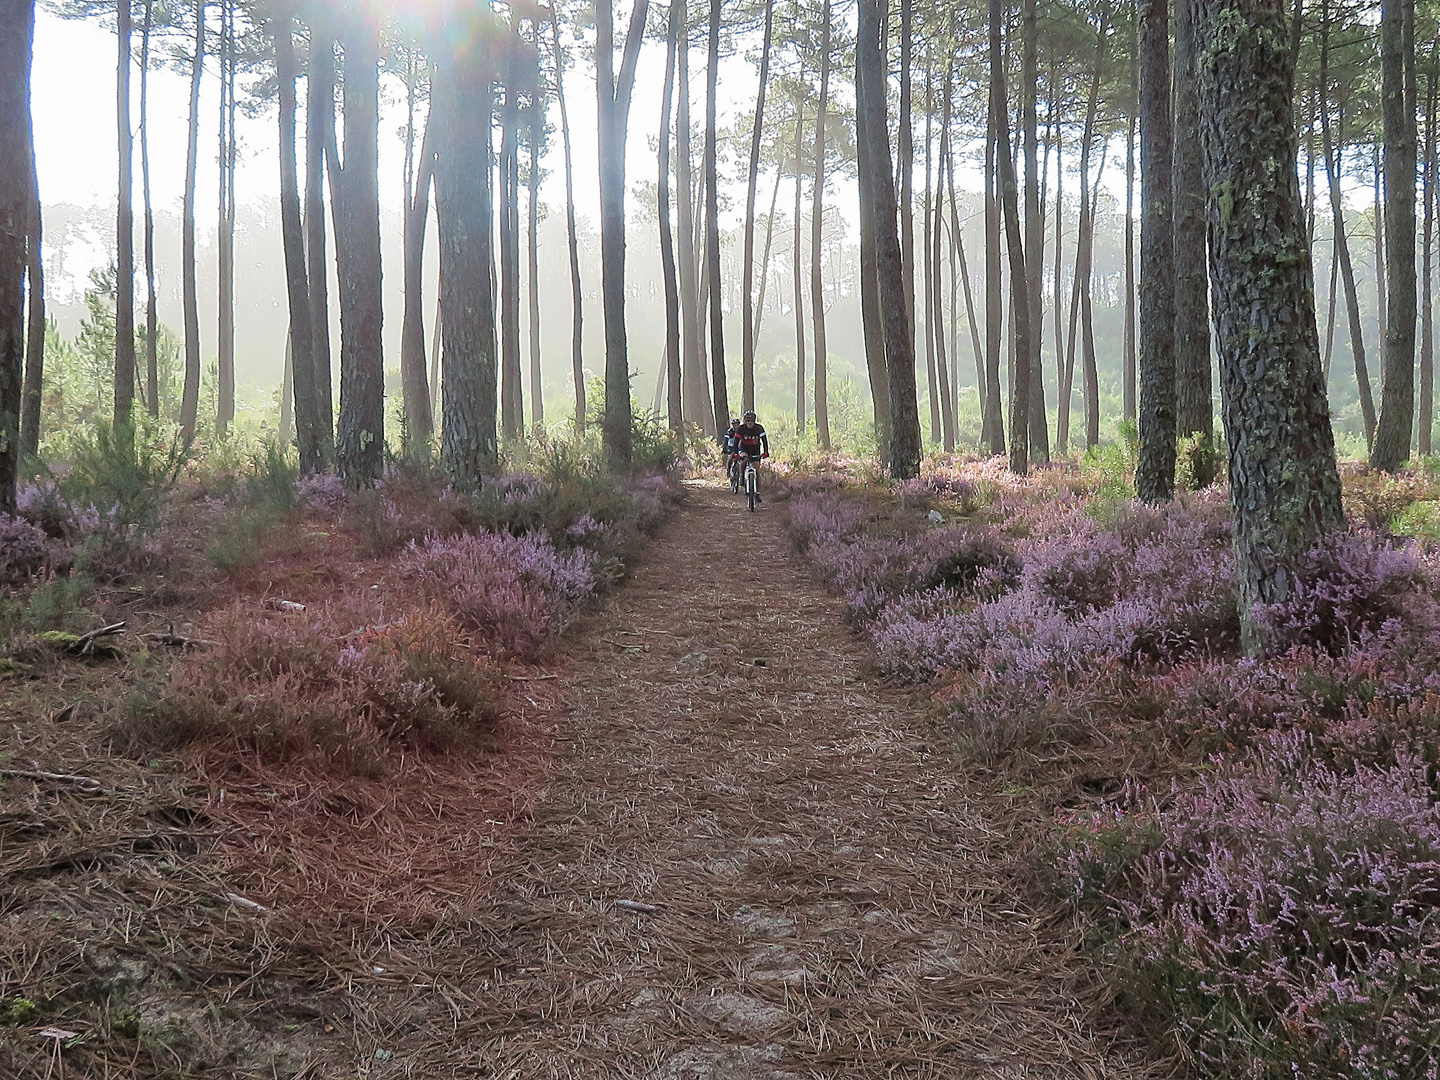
[447,481,1153,1079]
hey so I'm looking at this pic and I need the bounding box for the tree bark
[550,6,585,432]
[0,0,32,512]
[139,0,157,418]
[740,0,774,414]
[334,19,385,483]
[922,71,939,444]
[305,17,335,455]
[1371,0,1418,472]
[436,22,498,483]
[1198,0,1344,654]
[275,10,322,476]
[676,22,707,433]
[1082,150,1107,449]
[527,40,543,433]
[1373,144,1387,354]
[793,108,807,436]
[216,0,235,437]
[499,28,523,440]
[1318,13,1375,447]
[400,107,435,448]
[703,0,727,435]
[1422,51,1437,457]
[858,0,921,479]
[934,57,955,452]
[1022,0,1047,464]
[1136,0,1176,503]
[1173,0,1213,484]
[899,0,916,389]
[659,0,683,433]
[811,0,833,449]
[114,0,136,428]
[597,0,649,463]
[1123,9,1137,421]
[948,147,985,422]
[21,123,42,457]
[982,12,1004,456]
[179,2,204,444]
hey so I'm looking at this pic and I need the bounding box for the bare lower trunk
[811,0,832,449]
[1371,0,1418,472]
[982,38,1004,456]
[179,4,204,444]
[793,110,807,435]
[140,0,157,418]
[1422,52,1437,456]
[306,18,335,454]
[551,11,585,432]
[499,34,524,440]
[676,30,707,433]
[21,111,43,457]
[527,58,543,433]
[1123,13,1137,421]
[401,113,435,447]
[216,0,236,437]
[659,1,683,433]
[1022,0,1047,464]
[1136,0,1176,503]
[703,0,727,435]
[1197,0,1344,654]
[334,20,386,484]
[1,0,32,510]
[740,0,774,413]
[115,0,136,428]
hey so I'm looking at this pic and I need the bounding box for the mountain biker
[733,412,769,500]
[721,417,742,460]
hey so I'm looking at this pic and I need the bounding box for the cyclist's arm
[760,433,770,457]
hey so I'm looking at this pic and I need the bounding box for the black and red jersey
[733,422,768,458]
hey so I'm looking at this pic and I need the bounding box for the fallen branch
[0,768,102,791]
[71,622,126,656]
[508,674,558,681]
[144,627,217,649]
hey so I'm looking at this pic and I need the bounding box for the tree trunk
[139,0,157,418]
[703,0,727,435]
[0,0,32,512]
[1173,0,1213,484]
[793,108,807,435]
[1022,0,1047,464]
[20,125,42,457]
[811,0,833,449]
[306,18,335,455]
[1318,14,1376,446]
[993,41,1031,473]
[1371,0,1418,472]
[527,47,544,433]
[659,0,683,434]
[982,17,1004,456]
[1197,0,1344,655]
[676,24,707,433]
[934,57,955,452]
[179,2,204,444]
[1082,150,1107,449]
[1136,0,1176,503]
[1052,77,1066,454]
[740,0,774,414]
[334,20,385,484]
[853,12,890,459]
[1422,52,1437,457]
[1374,144,1387,354]
[597,0,649,463]
[114,0,135,427]
[436,26,498,483]
[499,30,523,440]
[922,72,939,444]
[859,0,921,479]
[550,8,585,432]
[753,165,781,356]
[899,0,916,391]
[1123,10,1137,421]
[275,10,322,476]
[401,109,435,448]
[949,148,985,421]
[280,332,293,445]
[216,0,236,437]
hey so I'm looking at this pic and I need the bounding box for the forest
[2,0,1440,1076]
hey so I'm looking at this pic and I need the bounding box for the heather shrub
[0,515,48,587]
[1341,465,1430,532]
[1063,746,1440,1079]
[1251,530,1425,653]
[120,604,500,774]
[400,530,597,659]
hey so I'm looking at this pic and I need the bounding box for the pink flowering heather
[399,530,597,659]
[0,513,47,585]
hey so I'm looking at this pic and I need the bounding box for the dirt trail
[427,481,1153,1079]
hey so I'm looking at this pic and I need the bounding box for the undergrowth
[778,453,1440,1078]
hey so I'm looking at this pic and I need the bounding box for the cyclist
[733,410,769,500]
[721,417,743,488]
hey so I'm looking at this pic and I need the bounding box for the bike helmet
[743,410,756,421]
[729,417,741,426]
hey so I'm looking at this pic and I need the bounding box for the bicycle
[739,453,761,511]
[728,453,743,494]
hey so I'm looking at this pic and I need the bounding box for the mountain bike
[740,453,760,512]
[728,453,743,494]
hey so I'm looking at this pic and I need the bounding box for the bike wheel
[747,470,757,512]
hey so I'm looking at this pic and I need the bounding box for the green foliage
[1390,499,1440,542]
[54,418,187,533]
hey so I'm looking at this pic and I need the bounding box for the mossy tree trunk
[1197,0,1345,655]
